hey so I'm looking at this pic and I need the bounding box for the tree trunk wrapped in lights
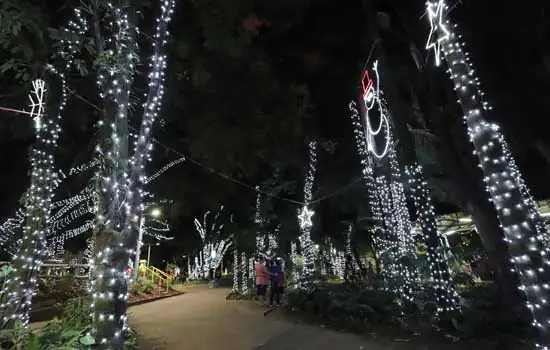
[349,100,418,302]
[240,252,248,295]
[0,74,65,327]
[426,1,550,346]
[232,249,240,293]
[296,141,318,287]
[194,207,232,278]
[82,1,177,347]
[254,186,266,255]
[406,164,460,315]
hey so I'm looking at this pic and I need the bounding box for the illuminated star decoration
[298,206,315,229]
[28,79,47,131]
[426,0,450,67]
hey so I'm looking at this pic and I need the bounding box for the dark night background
[0,0,548,265]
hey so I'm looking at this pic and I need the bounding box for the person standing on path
[269,258,283,306]
[255,257,269,299]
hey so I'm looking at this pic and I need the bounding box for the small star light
[298,206,314,229]
[426,0,450,67]
[28,79,47,131]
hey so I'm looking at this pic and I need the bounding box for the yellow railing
[140,265,172,291]
[150,266,174,282]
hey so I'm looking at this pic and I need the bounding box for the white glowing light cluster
[193,207,232,278]
[349,101,418,302]
[406,164,459,314]
[0,75,65,326]
[387,150,421,301]
[241,252,249,295]
[267,226,279,257]
[254,186,266,254]
[325,238,345,279]
[48,200,94,235]
[144,156,185,184]
[86,0,176,346]
[361,61,391,159]
[426,1,550,346]
[375,174,418,302]
[54,241,65,260]
[232,249,240,293]
[345,225,352,256]
[84,235,95,280]
[290,241,299,286]
[0,210,25,248]
[295,141,318,286]
[0,150,176,253]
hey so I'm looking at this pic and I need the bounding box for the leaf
[79,333,95,345]
[27,332,40,350]
[61,330,81,339]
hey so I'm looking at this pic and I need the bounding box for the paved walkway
[129,286,465,350]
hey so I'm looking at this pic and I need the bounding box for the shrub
[130,277,155,294]
[286,284,405,332]
[0,296,140,350]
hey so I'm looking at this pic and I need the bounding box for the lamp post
[134,207,162,276]
[141,242,160,268]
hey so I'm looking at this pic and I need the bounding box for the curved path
[129,286,471,350]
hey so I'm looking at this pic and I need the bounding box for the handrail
[140,265,171,291]
[150,266,173,281]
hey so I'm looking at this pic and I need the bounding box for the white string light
[406,164,460,314]
[426,1,550,346]
[254,186,266,255]
[84,0,177,345]
[232,248,240,293]
[0,72,65,327]
[241,251,249,295]
[361,61,391,159]
[295,141,318,287]
[193,207,232,278]
[349,95,420,303]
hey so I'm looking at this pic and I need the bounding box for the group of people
[255,256,285,306]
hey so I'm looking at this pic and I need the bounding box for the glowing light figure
[361,61,391,160]
[28,79,47,131]
[426,0,450,67]
[298,206,314,229]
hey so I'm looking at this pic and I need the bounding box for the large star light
[298,206,314,229]
[426,0,450,67]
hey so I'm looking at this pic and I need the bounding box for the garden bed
[277,282,533,350]
[30,277,184,323]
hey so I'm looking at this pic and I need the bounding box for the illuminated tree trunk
[0,74,64,327]
[406,164,459,315]
[427,1,550,345]
[90,0,176,347]
[296,141,318,286]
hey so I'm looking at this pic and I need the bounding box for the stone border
[30,291,185,323]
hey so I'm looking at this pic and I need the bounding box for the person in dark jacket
[269,258,283,306]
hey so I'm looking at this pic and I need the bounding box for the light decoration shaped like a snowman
[361,61,391,160]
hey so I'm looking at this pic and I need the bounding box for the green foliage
[452,284,533,343]
[0,297,92,349]
[286,284,405,332]
[36,276,87,303]
[129,277,155,294]
[0,265,14,278]
[0,297,139,349]
[0,0,48,82]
